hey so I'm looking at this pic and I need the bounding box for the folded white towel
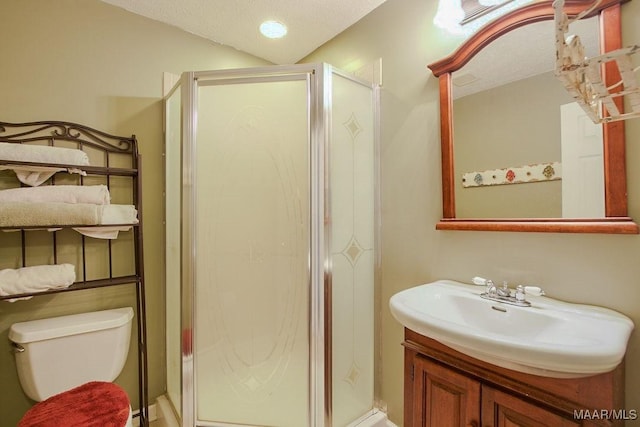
[0,264,76,302]
[72,205,138,239]
[72,225,132,240]
[0,142,90,166]
[0,185,110,205]
[0,202,101,227]
[101,204,138,225]
[0,202,138,239]
[0,142,90,186]
[0,165,87,187]
[0,201,138,240]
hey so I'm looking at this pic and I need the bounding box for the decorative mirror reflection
[452,18,600,219]
[428,0,638,233]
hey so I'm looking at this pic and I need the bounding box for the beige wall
[454,72,570,218]
[0,0,268,424]
[303,0,640,425]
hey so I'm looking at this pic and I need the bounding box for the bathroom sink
[389,280,634,378]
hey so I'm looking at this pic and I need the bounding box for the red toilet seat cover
[19,381,130,427]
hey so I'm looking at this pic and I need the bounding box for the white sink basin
[389,280,634,378]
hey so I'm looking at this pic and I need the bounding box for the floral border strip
[462,162,562,188]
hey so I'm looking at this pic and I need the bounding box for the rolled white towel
[0,264,76,301]
[0,185,110,205]
[0,142,89,166]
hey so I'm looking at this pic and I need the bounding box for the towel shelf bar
[0,160,138,176]
[0,223,140,230]
[0,275,141,301]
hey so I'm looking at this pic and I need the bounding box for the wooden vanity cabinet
[411,354,481,426]
[404,329,625,427]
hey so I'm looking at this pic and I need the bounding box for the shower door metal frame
[178,63,380,427]
[180,63,327,427]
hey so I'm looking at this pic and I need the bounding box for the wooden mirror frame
[428,0,638,234]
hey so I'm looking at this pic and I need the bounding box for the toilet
[9,307,135,427]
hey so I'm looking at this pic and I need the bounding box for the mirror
[428,0,638,233]
[453,19,600,219]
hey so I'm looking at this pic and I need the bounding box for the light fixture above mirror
[434,0,534,35]
[479,0,509,5]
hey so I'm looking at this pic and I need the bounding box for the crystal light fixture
[433,0,465,32]
[478,0,507,5]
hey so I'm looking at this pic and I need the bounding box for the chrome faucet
[480,280,532,307]
[496,281,511,297]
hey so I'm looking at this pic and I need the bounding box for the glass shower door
[193,76,311,426]
[169,64,380,427]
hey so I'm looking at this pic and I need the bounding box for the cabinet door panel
[413,355,481,427]
[482,386,581,427]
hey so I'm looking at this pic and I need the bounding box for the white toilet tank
[9,307,134,402]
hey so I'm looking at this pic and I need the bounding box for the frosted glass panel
[330,73,376,426]
[164,86,182,417]
[194,79,310,426]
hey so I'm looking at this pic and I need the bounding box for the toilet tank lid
[9,307,134,344]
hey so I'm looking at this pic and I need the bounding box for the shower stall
[164,63,381,427]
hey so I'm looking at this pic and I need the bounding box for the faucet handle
[485,280,497,296]
[472,276,488,286]
[515,285,526,302]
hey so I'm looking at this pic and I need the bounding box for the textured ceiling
[99,0,388,64]
[452,16,599,99]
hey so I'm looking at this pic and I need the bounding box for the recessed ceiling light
[260,20,288,39]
